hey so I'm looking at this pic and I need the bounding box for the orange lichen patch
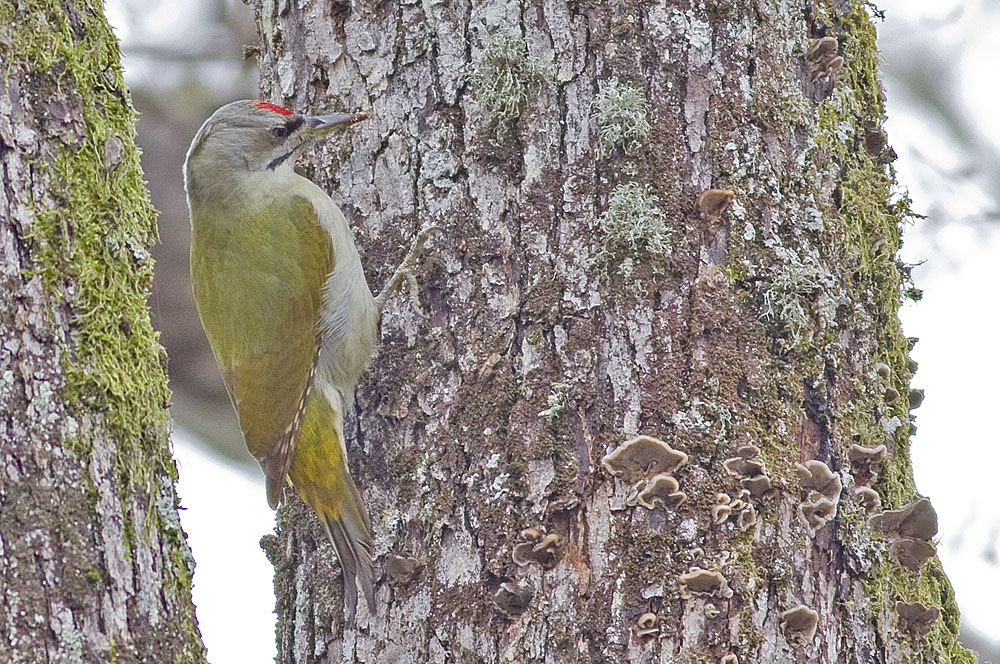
[868,498,938,541]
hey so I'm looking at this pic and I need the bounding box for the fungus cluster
[722,444,773,497]
[697,189,735,220]
[632,612,659,639]
[869,497,938,571]
[603,435,688,510]
[712,490,756,531]
[511,527,561,570]
[895,600,940,637]
[805,36,844,86]
[384,553,423,585]
[493,581,532,617]
[848,442,887,487]
[795,459,842,532]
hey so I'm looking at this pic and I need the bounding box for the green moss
[593,182,671,279]
[1,2,204,660]
[1,0,173,492]
[593,78,651,156]
[469,32,543,131]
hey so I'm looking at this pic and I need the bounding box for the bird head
[185,99,365,205]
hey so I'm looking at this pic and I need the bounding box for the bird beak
[306,111,368,135]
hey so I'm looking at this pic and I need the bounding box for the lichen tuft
[469,32,543,131]
[593,78,651,156]
[593,182,671,279]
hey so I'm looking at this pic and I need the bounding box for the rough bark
[0,2,205,663]
[249,0,975,662]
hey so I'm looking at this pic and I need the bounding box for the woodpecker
[184,99,434,623]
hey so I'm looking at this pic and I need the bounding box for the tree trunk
[0,3,205,663]
[249,0,975,662]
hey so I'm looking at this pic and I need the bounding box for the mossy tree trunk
[0,2,205,663]
[249,0,975,662]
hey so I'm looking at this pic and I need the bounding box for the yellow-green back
[189,195,332,473]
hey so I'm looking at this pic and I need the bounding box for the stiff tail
[317,472,376,624]
[287,385,376,623]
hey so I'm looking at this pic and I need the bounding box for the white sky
[105,0,1000,657]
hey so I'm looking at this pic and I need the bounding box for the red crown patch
[253,100,293,115]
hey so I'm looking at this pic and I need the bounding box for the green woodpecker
[184,99,433,623]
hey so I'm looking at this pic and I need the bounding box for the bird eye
[272,126,289,139]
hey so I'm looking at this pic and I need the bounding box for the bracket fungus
[712,490,756,531]
[678,567,734,599]
[805,36,843,87]
[799,496,837,532]
[795,460,843,501]
[796,459,842,532]
[854,486,881,514]
[895,601,940,636]
[632,612,659,639]
[493,581,533,617]
[704,603,721,618]
[721,656,739,664]
[384,554,423,585]
[806,36,839,63]
[632,472,687,509]
[889,538,936,571]
[868,497,938,541]
[512,528,561,570]
[848,443,887,484]
[781,604,819,642]
[874,362,891,379]
[697,189,735,219]
[602,435,687,478]
[723,444,774,497]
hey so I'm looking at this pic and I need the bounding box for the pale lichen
[469,32,543,131]
[593,78,651,156]
[593,183,671,279]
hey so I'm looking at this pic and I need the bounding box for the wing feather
[190,195,333,503]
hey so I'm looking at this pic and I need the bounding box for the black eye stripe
[272,117,304,139]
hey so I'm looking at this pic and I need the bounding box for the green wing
[190,195,333,507]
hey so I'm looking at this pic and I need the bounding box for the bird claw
[374,225,442,314]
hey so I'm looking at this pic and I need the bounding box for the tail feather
[289,387,376,623]
[321,474,375,623]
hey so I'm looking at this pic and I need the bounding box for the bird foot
[374,225,442,315]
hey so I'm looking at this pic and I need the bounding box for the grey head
[184,99,365,207]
